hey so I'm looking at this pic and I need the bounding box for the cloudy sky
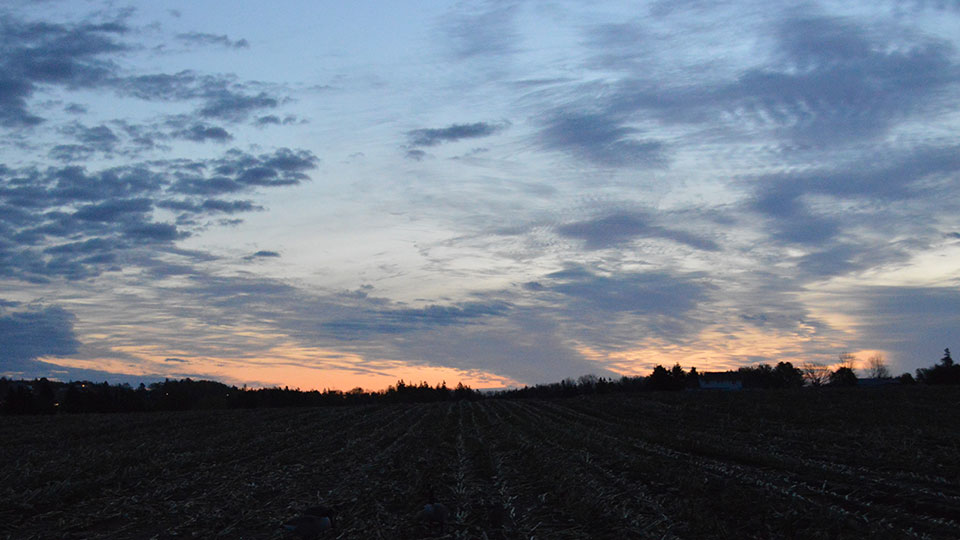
[1,0,959,390]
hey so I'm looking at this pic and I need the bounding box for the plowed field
[3,387,959,539]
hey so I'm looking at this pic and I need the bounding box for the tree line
[1,349,955,415]
[0,377,481,415]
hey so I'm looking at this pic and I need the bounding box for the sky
[1,0,959,391]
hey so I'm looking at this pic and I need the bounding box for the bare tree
[801,361,831,386]
[838,352,857,371]
[866,353,891,379]
[577,374,599,388]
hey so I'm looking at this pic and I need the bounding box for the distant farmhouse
[698,372,743,391]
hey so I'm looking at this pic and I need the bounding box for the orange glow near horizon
[38,343,521,391]
[576,323,850,376]
[32,320,894,390]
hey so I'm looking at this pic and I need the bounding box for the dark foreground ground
[2,386,959,539]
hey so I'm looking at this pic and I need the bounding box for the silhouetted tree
[646,364,687,391]
[801,362,831,387]
[916,348,960,385]
[866,353,891,379]
[453,382,479,401]
[739,364,773,389]
[738,362,804,389]
[645,365,674,391]
[837,352,857,371]
[774,362,805,388]
[829,367,858,387]
[34,378,56,413]
[2,384,33,414]
[578,374,600,393]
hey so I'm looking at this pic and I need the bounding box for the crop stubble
[2,386,958,539]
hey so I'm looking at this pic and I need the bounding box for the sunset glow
[2,1,959,389]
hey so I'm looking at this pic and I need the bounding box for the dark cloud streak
[0,304,80,372]
[407,122,508,147]
[556,211,719,251]
[176,32,249,49]
[537,111,666,167]
[539,266,709,317]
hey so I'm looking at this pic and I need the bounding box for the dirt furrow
[534,398,959,538]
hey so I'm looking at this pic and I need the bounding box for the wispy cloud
[556,211,718,251]
[536,111,666,167]
[176,32,249,49]
[442,3,520,60]
[243,250,280,261]
[408,122,509,147]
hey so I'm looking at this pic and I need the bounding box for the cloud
[407,121,508,147]
[254,115,281,127]
[581,21,652,71]
[395,307,620,384]
[137,271,612,384]
[600,14,960,147]
[556,211,719,251]
[172,273,511,340]
[0,304,80,373]
[46,123,135,161]
[405,149,426,161]
[72,124,120,151]
[244,250,281,260]
[749,143,960,247]
[4,2,957,389]
[794,243,888,280]
[123,222,183,241]
[536,111,667,167]
[540,266,710,316]
[198,199,260,213]
[0,148,317,280]
[117,71,209,101]
[197,90,278,122]
[751,190,842,246]
[173,124,233,143]
[443,5,520,60]
[512,267,716,355]
[168,148,319,195]
[0,15,129,127]
[116,71,282,123]
[109,120,168,152]
[44,237,115,255]
[206,147,319,188]
[73,198,152,222]
[757,144,960,204]
[846,286,960,372]
[49,144,94,162]
[176,32,249,49]
[318,300,512,339]
[0,13,283,133]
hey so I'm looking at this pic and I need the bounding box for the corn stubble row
[2,387,959,539]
